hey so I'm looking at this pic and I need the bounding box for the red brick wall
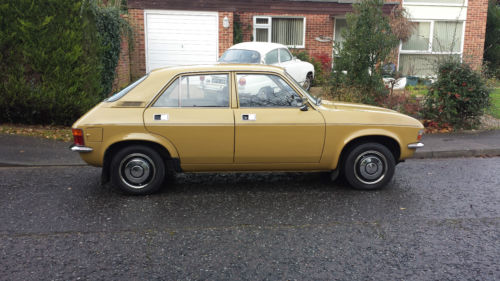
[112,15,131,91]
[129,9,146,80]
[235,12,334,60]
[219,12,234,56]
[463,0,488,70]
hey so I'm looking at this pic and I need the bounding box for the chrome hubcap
[354,150,387,185]
[119,153,155,189]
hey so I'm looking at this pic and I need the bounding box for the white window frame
[253,16,306,48]
[402,0,468,7]
[398,20,466,74]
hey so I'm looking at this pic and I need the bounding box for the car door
[278,48,304,84]
[144,73,234,164]
[234,73,325,163]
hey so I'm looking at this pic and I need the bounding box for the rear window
[105,75,148,102]
[219,49,261,64]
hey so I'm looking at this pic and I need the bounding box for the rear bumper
[70,145,93,153]
[408,142,424,149]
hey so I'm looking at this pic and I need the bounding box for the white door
[145,10,219,72]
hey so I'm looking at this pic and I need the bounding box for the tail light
[72,129,85,146]
[417,129,424,141]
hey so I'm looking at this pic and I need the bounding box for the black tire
[303,73,313,91]
[343,142,395,190]
[110,145,166,195]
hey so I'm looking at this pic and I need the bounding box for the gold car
[71,64,424,195]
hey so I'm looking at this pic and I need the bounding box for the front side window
[265,49,279,64]
[279,48,292,63]
[254,16,305,47]
[237,74,303,107]
[154,74,229,107]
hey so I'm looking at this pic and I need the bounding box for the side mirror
[300,104,308,111]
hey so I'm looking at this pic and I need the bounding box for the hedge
[0,0,124,126]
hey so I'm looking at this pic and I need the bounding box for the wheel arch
[101,138,179,184]
[335,134,402,171]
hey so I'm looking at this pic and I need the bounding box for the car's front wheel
[343,142,395,190]
[110,145,166,195]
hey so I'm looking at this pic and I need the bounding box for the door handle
[154,114,169,121]
[241,114,256,121]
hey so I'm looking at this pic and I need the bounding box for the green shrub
[91,4,123,97]
[424,61,491,129]
[0,0,126,125]
[0,0,103,125]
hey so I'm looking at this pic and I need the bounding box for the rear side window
[106,75,148,102]
[154,74,229,107]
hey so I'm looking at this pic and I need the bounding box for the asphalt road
[1,157,500,280]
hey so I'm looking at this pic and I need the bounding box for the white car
[219,42,315,90]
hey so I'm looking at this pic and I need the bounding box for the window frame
[253,16,306,48]
[398,20,466,75]
[151,72,231,108]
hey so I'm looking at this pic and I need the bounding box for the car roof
[227,42,288,55]
[150,63,285,75]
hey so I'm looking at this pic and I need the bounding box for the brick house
[114,0,488,87]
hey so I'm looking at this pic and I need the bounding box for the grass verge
[490,88,500,119]
[0,124,72,142]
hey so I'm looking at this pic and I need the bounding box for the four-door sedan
[219,42,315,90]
[71,64,424,195]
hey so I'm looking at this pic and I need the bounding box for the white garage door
[145,10,219,72]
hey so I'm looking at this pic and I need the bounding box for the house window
[403,0,466,5]
[333,18,347,55]
[253,16,306,48]
[399,20,464,77]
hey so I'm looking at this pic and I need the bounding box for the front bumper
[408,142,424,149]
[70,144,93,153]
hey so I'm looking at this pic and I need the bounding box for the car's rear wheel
[343,142,395,190]
[110,145,166,195]
[303,73,313,91]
